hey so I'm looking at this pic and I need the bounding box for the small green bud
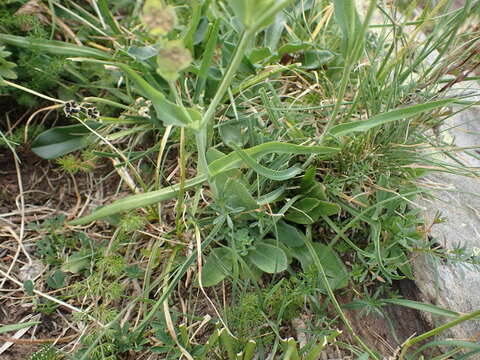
[142,0,177,36]
[156,40,192,82]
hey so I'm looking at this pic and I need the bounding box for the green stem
[398,309,480,360]
[195,30,252,175]
[175,127,186,241]
[303,237,380,359]
[199,30,252,130]
[195,0,292,175]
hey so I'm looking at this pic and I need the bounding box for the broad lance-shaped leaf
[248,243,288,273]
[276,220,306,248]
[329,98,456,136]
[293,243,348,292]
[222,178,258,211]
[333,0,361,55]
[69,142,339,225]
[31,123,103,159]
[300,166,327,200]
[227,0,289,30]
[0,33,111,59]
[200,248,233,287]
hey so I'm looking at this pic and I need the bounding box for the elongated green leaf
[243,340,257,360]
[209,142,339,177]
[249,47,273,63]
[97,0,122,35]
[229,142,302,181]
[300,167,327,200]
[0,321,41,335]
[257,185,285,205]
[411,340,480,359]
[127,46,157,61]
[31,123,102,159]
[281,338,300,360]
[223,177,258,210]
[116,63,201,128]
[301,50,335,70]
[69,175,207,225]
[248,243,288,273]
[62,251,93,274]
[382,298,461,318]
[219,122,246,147]
[330,99,456,136]
[0,34,111,59]
[265,11,287,51]
[194,19,219,101]
[70,142,339,225]
[228,0,278,30]
[183,1,202,51]
[333,0,359,53]
[304,341,327,360]
[200,248,233,287]
[278,42,311,55]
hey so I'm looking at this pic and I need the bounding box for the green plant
[28,345,59,360]
[0,45,16,80]
[1,1,480,359]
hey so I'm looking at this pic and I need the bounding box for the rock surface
[413,88,480,345]
[355,0,480,351]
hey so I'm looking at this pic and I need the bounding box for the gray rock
[413,89,480,346]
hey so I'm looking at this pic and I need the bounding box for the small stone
[18,260,45,281]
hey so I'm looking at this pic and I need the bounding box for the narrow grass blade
[0,34,111,59]
[97,0,122,35]
[194,19,220,103]
[398,309,480,359]
[0,322,40,335]
[382,298,461,318]
[411,340,480,359]
[329,99,456,136]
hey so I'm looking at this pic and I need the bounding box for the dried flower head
[157,40,192,82]
[142,0,177,36]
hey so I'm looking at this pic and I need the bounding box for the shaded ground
[0,145,120,358]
